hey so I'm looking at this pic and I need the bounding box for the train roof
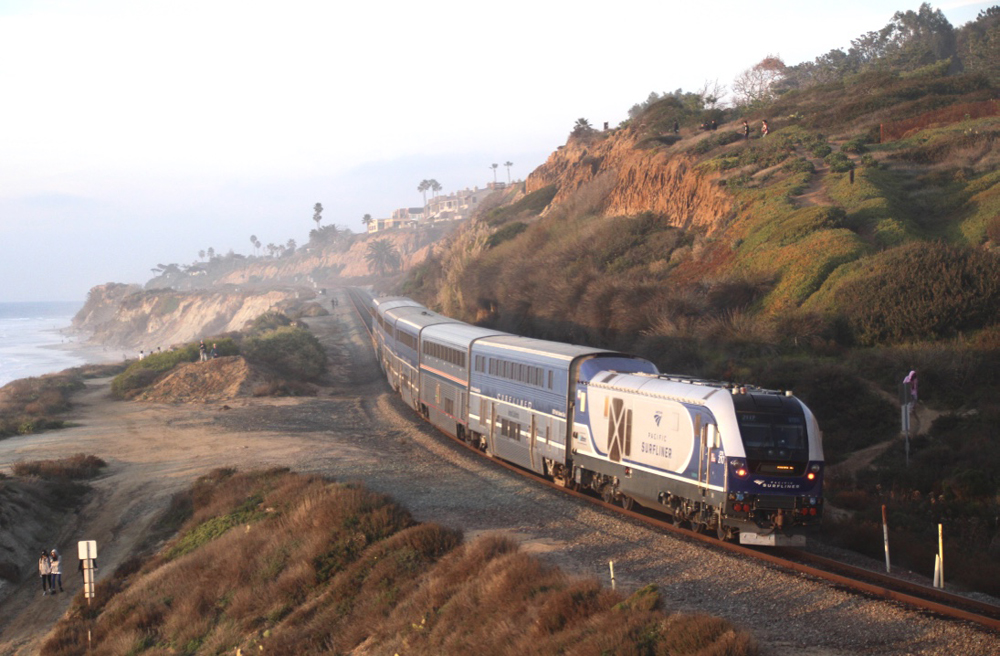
[394,307,461,331]
[372,297,423,316]
[421,322,510,347]
[475,335,617,363]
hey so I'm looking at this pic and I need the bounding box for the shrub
[841,138,868,154]
[12,454,107,480]
[824,152,854,173]
[782,157,815,174]
[248,311,294,334]
[835,242,1000,346]
[480,185,556,226]
[242,326,327,381]
[987,215,1000,244]
[860,153,878,168]
[809,143,832,158]
[485,222,528,249]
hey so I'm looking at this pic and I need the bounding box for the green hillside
[402,6,1000,592]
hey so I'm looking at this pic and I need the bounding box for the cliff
[148,224,459,293]
[73,284,303,351]
[526,128,733,233]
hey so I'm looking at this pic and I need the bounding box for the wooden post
[609,560,616,591]
[938,524,944,590]
[882,505,891,573]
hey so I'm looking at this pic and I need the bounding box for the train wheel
[601,487,615,505]
[716,516,734,542]
[619,495,635,511]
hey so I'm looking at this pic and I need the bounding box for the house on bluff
[369,186,492,233]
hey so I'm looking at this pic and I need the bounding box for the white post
[933,555,941,588]
[882,505,891,573]
[938,524,944,590]
[78,540,98,651]
[609,560,616,591]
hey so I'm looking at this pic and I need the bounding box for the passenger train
[370,295,823,546]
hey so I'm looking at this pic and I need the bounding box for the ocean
[0,301,92,388]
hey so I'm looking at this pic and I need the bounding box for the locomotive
[370,295,823,546]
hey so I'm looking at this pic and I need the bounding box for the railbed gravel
[209,309,999,656]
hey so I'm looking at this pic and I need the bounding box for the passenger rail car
[370,296,823,546]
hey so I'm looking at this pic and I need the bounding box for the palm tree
[198,249,206,261]
[362,214,373,230]
[313,203,323,230]
[207,247,215,260]
[286,238,296,253]
[254,237,262,255]
[365,239,402,277]
[249,234,257,256]
[418,180,430,205]
[429,179,442,198]
[571,118,594,138]
[490,163,499,183]
[504,161,513,183]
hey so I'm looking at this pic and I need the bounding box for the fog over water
[0,302,92,387]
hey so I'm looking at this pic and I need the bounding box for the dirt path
[0,290,994,656]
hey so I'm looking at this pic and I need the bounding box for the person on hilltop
[761,119,769,137]
[211,343,219,359]
[38,550,51,596]
[199,340,208,362]
[49,549,63,593]
[742,120,750,141]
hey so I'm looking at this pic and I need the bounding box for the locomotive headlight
[730,459,748,477]
[807,462,821,481]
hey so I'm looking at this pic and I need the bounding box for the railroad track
[344,287,1000,633]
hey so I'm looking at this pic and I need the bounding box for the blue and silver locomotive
[371,296,823,545]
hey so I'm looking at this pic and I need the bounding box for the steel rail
[344,287,1000,633]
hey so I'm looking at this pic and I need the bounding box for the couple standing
[38,549,63,595]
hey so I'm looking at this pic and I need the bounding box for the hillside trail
[827,390,943,482]
[791,140,866,209]
[0,289,387,655]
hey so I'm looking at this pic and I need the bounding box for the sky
[0,0,993,302]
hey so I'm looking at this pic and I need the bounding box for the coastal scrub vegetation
[40,468,757,656]
[0,365,123,440]
[108,311,328,399]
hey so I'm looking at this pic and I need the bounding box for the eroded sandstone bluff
[526,128,733,232]
[73,283,302,350]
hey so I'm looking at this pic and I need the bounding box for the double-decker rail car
[415,322,509,439]
[370,295,823,546]
[466,336,656,478]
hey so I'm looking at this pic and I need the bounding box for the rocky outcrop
[526,130,733,233]
[72,285,302,351]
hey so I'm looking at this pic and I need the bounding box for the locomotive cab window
[736,412,807,462]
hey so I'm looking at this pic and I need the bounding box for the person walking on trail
[49,549,63,593]
[38,550,51,595]
[210,343,218,359]
[761,119,769,137]
[742,120,750,140]
[199,340,208,362]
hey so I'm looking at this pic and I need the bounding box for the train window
[445,398,454,415]
[548,371,553,389]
